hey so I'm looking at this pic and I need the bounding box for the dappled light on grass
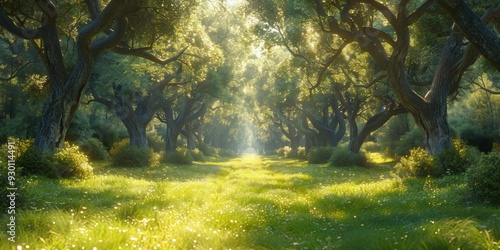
[1,155,499,249]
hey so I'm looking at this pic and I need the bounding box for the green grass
[1,154,499,249]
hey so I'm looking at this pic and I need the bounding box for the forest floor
[1,154,500,249]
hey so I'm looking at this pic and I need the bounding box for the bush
[395,148,442,178]
[10,138,93,178]
[308,147,334,164]
[0,140,27,209]
[191,148,206,162]
[329,147,367,167]
[147,133,164,153]
[276,146,291,157]
[394,129,425,157]
[165,147,193,165]
[436,139,479,175]
[467,152,500,204]
[18,146,56,177]
[78,138,108,161]
[395,140,480,179]
[110,139,152,168]
[198,143,219,156]
[493,142,500,153]
[460,126,494,152]
[219,148,237,157]
[361,141,381,152]
[53,143,93,178]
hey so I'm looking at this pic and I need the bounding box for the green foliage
[361,141,381,152]
[467,152,500,204]
[396,140,480,179]
[436,139,480,175]
[191,148,206,162]
[308,146,334,164]
[109,139,152,168]
[198,143,219,156]
[0,140,26,209]
[18,145,56,177]
[77,138,108,161]
[395,128,425,157]
[2,155,500,249]
[146,133,164,153]
[165,147,193,165]
[275,146,306,159]
[92,122,127,150]
[218,148,237,157]
[66,110,92,142]
[329,147,367,167]
[395,148,442,178]
[53,143,94,178]
[459,125,497,152]
[9,138,93,178]
[276,146,291,157]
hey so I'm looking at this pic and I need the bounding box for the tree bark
[348,105,408,153]
[434,0,500,70]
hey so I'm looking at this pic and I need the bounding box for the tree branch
[0,7,43,39]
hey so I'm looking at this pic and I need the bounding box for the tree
[308,0,486,157]
[89,69,183,148]
[0,0,193,152]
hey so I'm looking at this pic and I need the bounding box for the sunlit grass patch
[1,154,499,249]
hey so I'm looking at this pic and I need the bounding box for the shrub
[191,148,206,162]
[395,148,442,178]
[308,147,334,164]
[77,138,108,161]
[147,133,164,153]
[436,139,480,175]
[467,152,500,204]
[165,147,193,165]
[493,142,500,153]
[276,146,291,157]
[460,126,494,152]
[53,143,93,178]
[0,140,27,209]
[361,141,381,152]
[198,143,218,156]
[296,146,307,159]
[18,146,56,177]
[219,148,237,157]
[10,138,93,178]
[110,139,152,168]
[329,147,367,167]
[394,128,425,157]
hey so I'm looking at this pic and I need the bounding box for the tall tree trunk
[165,125,180,155]
[122,118,148,148]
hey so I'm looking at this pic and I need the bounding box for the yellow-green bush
[109,139,152,168]
[395,148,442,178]
[53,143,93,178]
[165,147,193,165]
[467,152,500,204]
[7,138,93,178]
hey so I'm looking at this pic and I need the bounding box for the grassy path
[1,154,499,249]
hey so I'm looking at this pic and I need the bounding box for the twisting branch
[313,41,348,91]
[341,67,387,88]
